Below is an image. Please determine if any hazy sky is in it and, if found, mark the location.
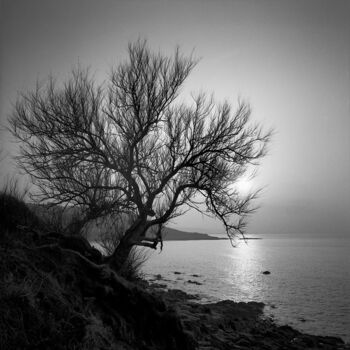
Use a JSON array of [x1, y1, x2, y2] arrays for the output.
[[1, 0, 349, 236]]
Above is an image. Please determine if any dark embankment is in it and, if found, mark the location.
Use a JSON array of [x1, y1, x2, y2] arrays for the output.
[[0, 193, 194, 350], [1, 193, 348, 349]]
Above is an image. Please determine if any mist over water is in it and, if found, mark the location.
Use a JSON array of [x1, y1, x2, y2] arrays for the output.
[[142, 235, 350, 342]]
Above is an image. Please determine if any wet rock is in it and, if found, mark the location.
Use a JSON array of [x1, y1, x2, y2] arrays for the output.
[[164, 289, 200, 302], [319, 336, 345, 346], [299, 335, 316, 347], [187, 280, 202, 285]]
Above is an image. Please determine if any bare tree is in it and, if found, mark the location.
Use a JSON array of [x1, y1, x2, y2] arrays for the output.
[[9, 40, 271, 271]]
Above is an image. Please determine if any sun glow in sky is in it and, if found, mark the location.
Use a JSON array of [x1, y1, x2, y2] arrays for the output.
[[234, 177, 253, 196], [236, 177, 253, 194]]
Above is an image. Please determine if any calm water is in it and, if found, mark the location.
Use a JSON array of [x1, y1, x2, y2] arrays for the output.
[[141, 235, 350, 342]]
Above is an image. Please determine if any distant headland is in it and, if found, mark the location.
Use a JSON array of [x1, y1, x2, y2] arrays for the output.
[[162, 227, 227, 241]]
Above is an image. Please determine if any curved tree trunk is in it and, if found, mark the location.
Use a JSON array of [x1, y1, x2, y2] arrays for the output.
[[107, 220, 147, 272], [108, 238, 134, 272]]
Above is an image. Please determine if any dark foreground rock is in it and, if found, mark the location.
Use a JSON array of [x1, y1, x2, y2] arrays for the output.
[[150, 285, 349, 350], [0, 197, 348, 349]]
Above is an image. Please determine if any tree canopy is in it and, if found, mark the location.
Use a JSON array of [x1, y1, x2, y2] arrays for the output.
[[9, 40, 271, 271]]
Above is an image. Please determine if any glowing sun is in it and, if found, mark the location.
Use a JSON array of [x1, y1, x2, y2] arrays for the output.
[[234, 177, 253, 194]]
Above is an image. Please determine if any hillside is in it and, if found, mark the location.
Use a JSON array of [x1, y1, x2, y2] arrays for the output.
[[162, 227, 223, 241]]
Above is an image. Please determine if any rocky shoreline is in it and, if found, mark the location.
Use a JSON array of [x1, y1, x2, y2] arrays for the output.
[[146, 283, 349, 350], [1, 227, 349, 349], [1, 193, 349, 349]]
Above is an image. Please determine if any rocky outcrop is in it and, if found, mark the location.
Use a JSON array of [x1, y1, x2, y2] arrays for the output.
[[150, 285, 349, 350]]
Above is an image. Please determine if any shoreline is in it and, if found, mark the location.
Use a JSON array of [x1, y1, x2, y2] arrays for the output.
[[2, 193, 349, 349], [146, 274, 350, 343], [2, 228, 349, 349], [145, 281, 349, 350]]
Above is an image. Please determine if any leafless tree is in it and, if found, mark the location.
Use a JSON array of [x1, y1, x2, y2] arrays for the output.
[[9, 40, 271, 271]]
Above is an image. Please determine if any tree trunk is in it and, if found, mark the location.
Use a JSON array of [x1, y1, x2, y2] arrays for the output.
[[108, 238, 133, 272], [107, 220, 147, 272]]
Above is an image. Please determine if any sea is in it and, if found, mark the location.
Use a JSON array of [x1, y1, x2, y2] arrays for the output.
[[140, 234, 350, 342]]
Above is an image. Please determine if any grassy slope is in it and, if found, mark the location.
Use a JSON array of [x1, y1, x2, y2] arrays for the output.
[[0, 193, 195, 350]]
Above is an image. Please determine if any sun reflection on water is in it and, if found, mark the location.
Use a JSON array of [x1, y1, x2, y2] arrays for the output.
[[224, 240, 267, 301]]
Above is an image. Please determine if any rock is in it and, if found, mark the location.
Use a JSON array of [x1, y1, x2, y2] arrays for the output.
[[318, 336, 345, 346], [148, 288, 348, 350], [165, 289, 200, 301], [187, 280, 203, 285], [262, 270, 271, 275], [299, 335, 316, 347], [151, 283, 167, 289], [174, 271, 182, 274], [191, 274, 200, 277], [155, 273, 162, 280]]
